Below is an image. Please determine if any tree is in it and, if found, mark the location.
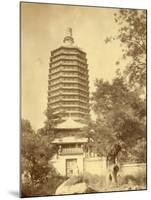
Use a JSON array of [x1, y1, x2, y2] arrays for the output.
[[21, 119, 34, 133], [105, 9, 146, 91], [91, 76, 146, 163], [21, 118, 63, 197]]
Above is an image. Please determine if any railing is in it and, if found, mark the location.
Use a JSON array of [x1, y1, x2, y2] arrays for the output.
[[60, 148, 83, 155]]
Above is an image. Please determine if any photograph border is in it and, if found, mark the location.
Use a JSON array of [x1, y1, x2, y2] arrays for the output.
[[20, 1, 147, 198]]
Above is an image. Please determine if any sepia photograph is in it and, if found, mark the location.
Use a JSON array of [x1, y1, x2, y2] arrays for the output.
[[21, 2, 147, 197]]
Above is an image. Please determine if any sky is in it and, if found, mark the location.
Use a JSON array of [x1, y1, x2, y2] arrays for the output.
[[21, 3, 125, 130]]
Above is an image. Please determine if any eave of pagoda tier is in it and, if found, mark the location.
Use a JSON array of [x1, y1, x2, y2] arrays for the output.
[[48, 89, 89, 96], [50, 54, 87, 63], [48, 92, 89, 100], [49, 70, 88, 78], [48, 93, 88, 100], [51, 106, 90, 114], [48, 75, 89, 83], [50, 46, 86, 57], [49, 65, 88, 75], [48, 81, 89, 88], [51, 110, 90, 120], [48, 87, 89, 95], [48, 99, 89, 106], [48, 85, 89, 94], [48, 98, 89, 105], [48, 100, 89, 108], [49, 105, 90, 112], [49, 62, 88, 72]]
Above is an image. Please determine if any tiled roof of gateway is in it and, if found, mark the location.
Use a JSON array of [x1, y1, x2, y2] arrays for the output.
[[52, 136, 88, 144], [55, 117, 86, 129]]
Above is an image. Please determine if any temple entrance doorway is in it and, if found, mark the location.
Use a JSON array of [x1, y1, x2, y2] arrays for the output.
[[66, 159, 78, 177]]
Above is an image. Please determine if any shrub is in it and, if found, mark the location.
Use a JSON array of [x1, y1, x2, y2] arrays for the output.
[[117, 172, 146, 190], [21, 175, 66, 197]]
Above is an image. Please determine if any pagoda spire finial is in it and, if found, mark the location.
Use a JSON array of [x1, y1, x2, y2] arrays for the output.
[[63, 27, 74, 45]]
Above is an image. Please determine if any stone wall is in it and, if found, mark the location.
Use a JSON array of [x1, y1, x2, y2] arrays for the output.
[[50, 154, 146, 178], [119, 163, 146, 177]]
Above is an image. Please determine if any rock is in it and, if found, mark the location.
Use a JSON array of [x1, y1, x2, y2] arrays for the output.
[[55, 177, 88, 195], [85, 186, 97, 193]]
